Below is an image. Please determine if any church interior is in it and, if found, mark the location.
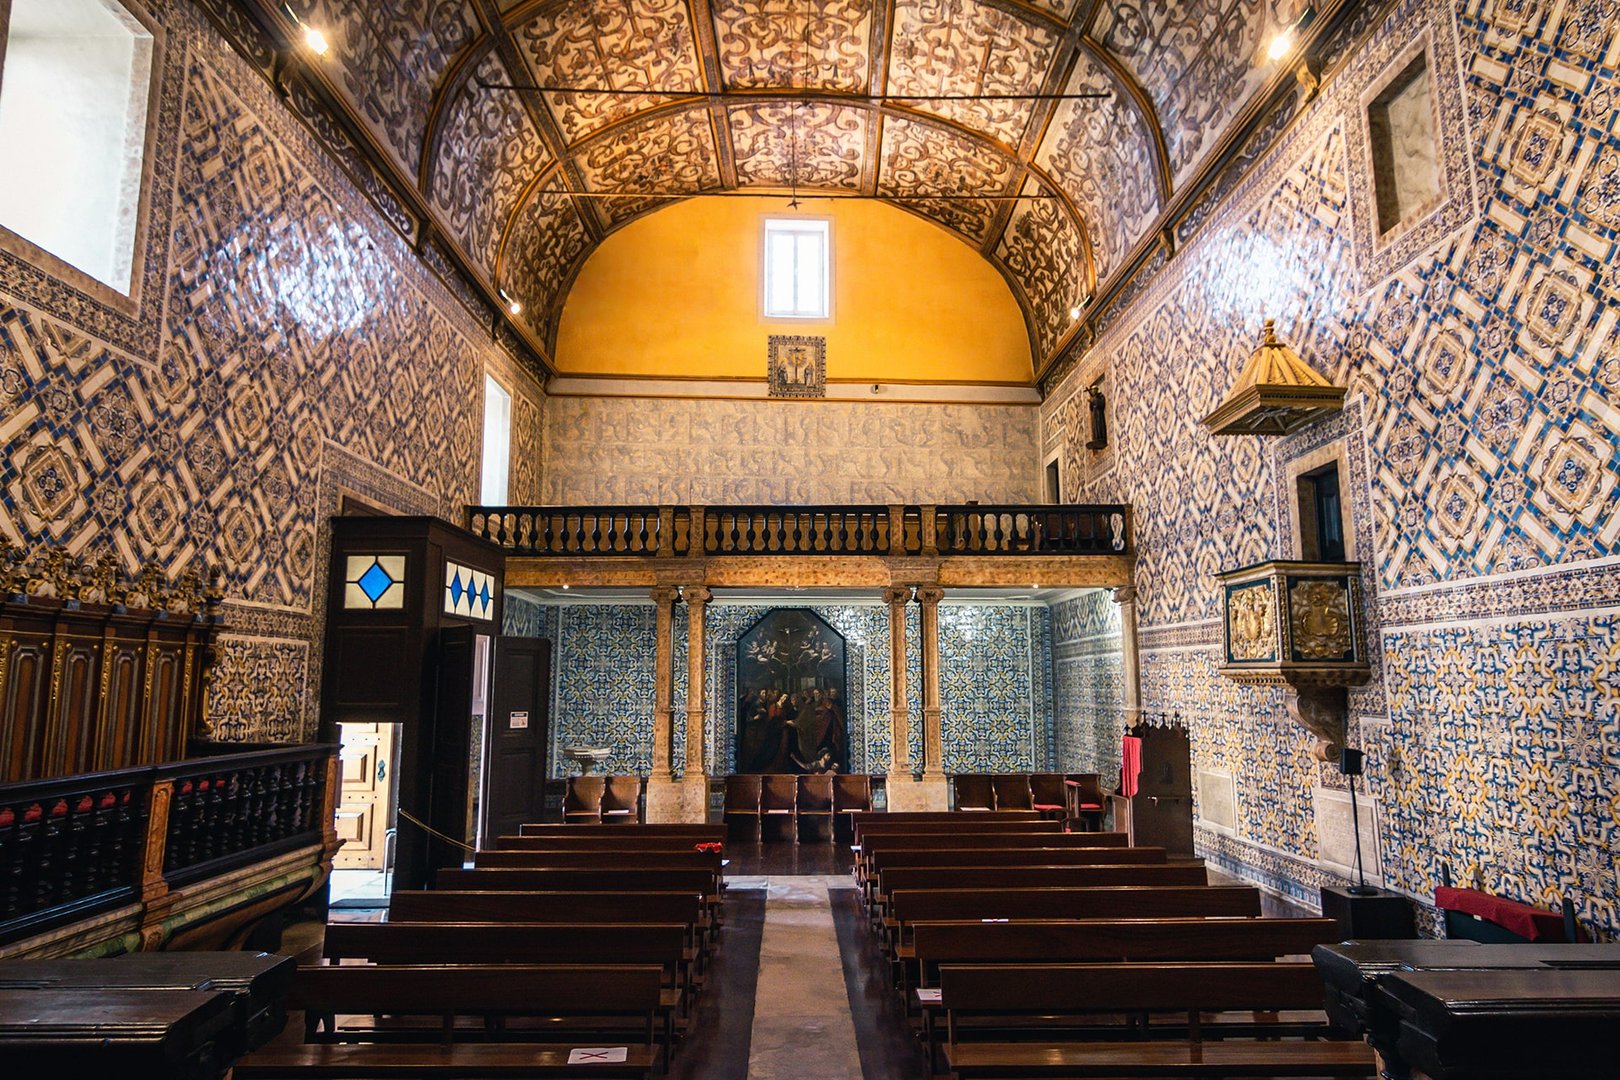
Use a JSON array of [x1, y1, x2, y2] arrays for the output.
[[0, 0, 1617, 1076]]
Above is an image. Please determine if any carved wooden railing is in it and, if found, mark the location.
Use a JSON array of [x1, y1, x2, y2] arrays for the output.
[[0, 743, 335, 945], [934, 505, 1131, 556], [467, 504, 1132, 558]]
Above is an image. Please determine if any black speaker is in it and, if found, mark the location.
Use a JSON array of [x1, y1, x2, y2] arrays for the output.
[[1339, 747, 1365, 776]]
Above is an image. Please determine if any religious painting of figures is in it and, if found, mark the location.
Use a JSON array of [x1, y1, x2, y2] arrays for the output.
[[735, 609, 848, 774]]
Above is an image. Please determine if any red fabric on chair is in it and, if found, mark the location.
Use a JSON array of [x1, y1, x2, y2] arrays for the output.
[[1119, 735, 1143, 799], [1435, 886, 1582, 942]]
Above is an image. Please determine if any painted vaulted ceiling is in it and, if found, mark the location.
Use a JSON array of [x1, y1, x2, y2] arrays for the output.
[[270, 0, 1303, 377]]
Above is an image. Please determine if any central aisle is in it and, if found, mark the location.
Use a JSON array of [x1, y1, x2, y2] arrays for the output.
[[747, 876, 865, 1079]]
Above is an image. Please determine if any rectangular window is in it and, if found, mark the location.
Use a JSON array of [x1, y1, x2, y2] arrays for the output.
[[480, 374, 512, 506], [1299, 463, 1346, 562], [762, 217, 830, 319], [0, 0, 154, 293], [1368, 51, 1439, 236]]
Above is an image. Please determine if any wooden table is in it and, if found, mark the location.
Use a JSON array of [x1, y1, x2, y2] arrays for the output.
[[0, 987, 237, 1080]]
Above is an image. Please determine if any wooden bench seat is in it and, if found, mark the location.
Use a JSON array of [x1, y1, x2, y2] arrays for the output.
[[938, 963, 1373, 1078], [473, 850, 723, 872], [492, 836, 722, 852], [388, 890, 714, 954], [233, 1042, 657, 1077], [516, 823, 725, 840], [437, 867, 721, 899], [942, 1038, 1376, 1077], [873, 864, 1207, 920]]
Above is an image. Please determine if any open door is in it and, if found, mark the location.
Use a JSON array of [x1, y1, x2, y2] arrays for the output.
[[482, 636, 552, 840], [333, 722, 395, 870], [395, 623, 480, 890]]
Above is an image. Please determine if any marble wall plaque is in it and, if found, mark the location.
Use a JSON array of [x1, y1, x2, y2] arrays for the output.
[[1197, 768, 1238, 834], [1313, 785, 1382, 885]]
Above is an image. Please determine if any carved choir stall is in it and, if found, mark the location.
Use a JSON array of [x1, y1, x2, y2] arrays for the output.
[[0, 540, 339, 958]]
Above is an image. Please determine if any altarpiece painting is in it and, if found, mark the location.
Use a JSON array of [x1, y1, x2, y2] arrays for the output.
[[734, 609, 848, 774]]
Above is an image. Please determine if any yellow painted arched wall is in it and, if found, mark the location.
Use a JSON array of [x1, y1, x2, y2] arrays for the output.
[[552, 198, 1034, 384]]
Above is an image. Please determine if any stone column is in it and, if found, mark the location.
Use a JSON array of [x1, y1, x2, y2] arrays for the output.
[[891, 585, 949, 810], [684, 586, 712, 779], [883, 585, 912, 776], [916, 586, 946, 776], [646, 585, 705, 821], [649, 586, 679, 780], [1112, 584, 1143, 726]]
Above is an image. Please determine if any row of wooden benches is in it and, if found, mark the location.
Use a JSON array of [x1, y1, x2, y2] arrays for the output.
[[848, 811, 1377, 1078], [234, 824, 739, 1077]]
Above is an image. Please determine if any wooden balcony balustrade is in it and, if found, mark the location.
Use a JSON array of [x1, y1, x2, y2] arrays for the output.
[[465, 504, 1132, 559]]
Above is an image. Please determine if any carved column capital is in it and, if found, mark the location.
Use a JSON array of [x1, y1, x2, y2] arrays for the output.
[[915, 585, 945, 607], [683, 585, 713, 609], [1111, 584, 1138, 606], [649, 585, 680, 607], [882, 585, 913, 608]]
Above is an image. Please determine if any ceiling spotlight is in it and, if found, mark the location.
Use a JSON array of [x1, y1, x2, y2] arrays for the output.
[[302, 25, 330, 56], [1069, 306, 1082, 321], [1266, 28, 1296, 61], [560, 584, 570, 590], [499, 289, 522, 316]]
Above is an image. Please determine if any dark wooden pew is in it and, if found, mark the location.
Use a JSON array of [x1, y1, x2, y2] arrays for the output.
[[233, 964, 663, 1077], [517, 823, 725, 839], [885, 886, 1261, 956], [853, 818, 1065, 841], [322, 922, 693, 992], [390, 890, 705, 930], [473, 849, 723, 872], [438, 867, 719, 898], [938, 962, 1375, 1078], [855, 831, 1129, 885], [491, 835, 721, 852], [0, 987, 238, 1080], [849, 811, 1045, 828], [873, 863, 1208, 922], [0, 951, 295, 1056]]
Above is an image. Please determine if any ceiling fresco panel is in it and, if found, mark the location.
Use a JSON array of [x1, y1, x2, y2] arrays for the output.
[[1093, 1, 1287, 186], [291, 1, 479, 179], [884, 0, 1063, 148], [729, 100, 866, 189], [514, 0, 707, 145], [430, 51, 555, 272], [878, 115, 1019, 244], [501, 185, 591, 348], [574, 106, 724, 226], [1035, 52, 1162, 281], [995, 178, 1087, 360], [710, 0, 874, 92]]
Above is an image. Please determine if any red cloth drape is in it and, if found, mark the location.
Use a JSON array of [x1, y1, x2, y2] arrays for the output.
[[1119, 735, 1143, 799], [1434, 886, 1581, 942]]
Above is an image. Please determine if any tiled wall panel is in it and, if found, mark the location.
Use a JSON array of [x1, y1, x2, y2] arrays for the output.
[[1042, 0, 1620, 936], [0, 2, 545, 743]]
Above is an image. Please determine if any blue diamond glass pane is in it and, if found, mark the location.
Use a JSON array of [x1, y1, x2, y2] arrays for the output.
[[357, 561, 394, 604], [478, 582, 492, 608], [450, 573, 466, 605]]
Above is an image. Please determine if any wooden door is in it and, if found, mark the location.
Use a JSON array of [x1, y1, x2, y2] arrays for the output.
[[482, 637, 552, 840], [334, 723, 394, 870]]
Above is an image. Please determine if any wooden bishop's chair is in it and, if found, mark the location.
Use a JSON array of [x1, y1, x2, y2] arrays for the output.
[[992, 774, 1034, 811], [952, 774, 995, 812], [833, 774, 872, 841], [760, 774, 799, 844], [1029, 773, 1068, 820], [602, 774, 642, 823], [724, 774, 763, 841], [797, 774, 835, 843], [563, 775, 605, 824]]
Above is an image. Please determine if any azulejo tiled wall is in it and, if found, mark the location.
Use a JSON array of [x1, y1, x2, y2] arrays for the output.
[[540, 396, 1041, 504], [1043, 0, 1620, 936], [0, 1, 545, 743], [1050, 590, 1126, 779], [528, 600, 1055, 780]]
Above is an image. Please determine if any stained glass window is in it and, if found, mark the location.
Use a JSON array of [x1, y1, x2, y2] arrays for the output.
[[343, 555, 405, 610]]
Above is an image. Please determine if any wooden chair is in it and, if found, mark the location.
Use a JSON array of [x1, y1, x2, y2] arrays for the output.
[[759, 774, 799, 843], [1067, 773, 1107, 831], [833, 774, 872, 841], [602, 775, 642, 823], [723, 774, 762, 840], [952, 774, 994, 811], [991, 774, 1033, 811], [563, 775, 605, 824], [797, 774, 835, 843], [1029, 773, 1068, 819]]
